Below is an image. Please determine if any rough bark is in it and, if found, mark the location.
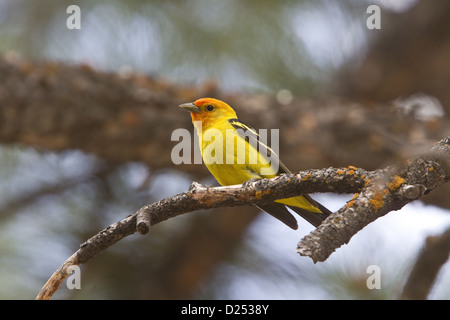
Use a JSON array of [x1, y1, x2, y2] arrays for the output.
[[36, 137, 450, 299]]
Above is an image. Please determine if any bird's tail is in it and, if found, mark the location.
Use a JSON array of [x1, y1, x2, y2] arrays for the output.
[[255, 196, 332, 230], [287, 200, 331, 228], [255, 203, 299, 230]]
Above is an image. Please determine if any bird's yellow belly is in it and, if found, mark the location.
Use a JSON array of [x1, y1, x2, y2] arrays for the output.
[[205, 162, 259, 186], [205, 162, 320, 212], [201, 131, 276, 186]]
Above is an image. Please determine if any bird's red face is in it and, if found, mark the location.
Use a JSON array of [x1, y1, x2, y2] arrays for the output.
[[179, 97, 237, 129]]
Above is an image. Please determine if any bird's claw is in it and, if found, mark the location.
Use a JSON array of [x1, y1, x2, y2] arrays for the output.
[[242, 178, 261, 190]]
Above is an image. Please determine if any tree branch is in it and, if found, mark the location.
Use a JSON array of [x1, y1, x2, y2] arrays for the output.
[[36, 137, 450, 299], [399, 226, 450, 300], [3, 55, 450, 182], [297, 137, 450, 262]]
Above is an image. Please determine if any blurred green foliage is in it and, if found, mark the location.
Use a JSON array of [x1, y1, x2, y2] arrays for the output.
[[0, 0, 373, 94]]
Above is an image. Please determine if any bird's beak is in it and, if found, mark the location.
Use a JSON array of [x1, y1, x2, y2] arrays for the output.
[[179, 102, 201, 113]]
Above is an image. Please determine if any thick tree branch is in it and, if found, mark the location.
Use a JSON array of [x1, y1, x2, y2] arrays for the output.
[[297, 137, 450, 262], [36, 137, 450, 299], [2, 54, 449, 179]]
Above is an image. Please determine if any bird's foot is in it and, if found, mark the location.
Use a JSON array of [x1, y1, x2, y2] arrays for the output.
[[242, 178, 261, 190]]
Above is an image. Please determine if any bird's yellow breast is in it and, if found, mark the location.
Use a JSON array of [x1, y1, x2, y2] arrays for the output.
[[198, 123, 277, 186]]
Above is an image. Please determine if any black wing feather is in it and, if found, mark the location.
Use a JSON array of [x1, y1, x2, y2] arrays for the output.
[[228, 118, 290, 175], [229, 118, 332, 228], [255, 203, 298, 230]]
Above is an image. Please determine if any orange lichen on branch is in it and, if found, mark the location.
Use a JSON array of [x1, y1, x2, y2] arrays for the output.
[[336, 166, 358, 176], [369, 190, 385, 212], [301, 173, 311, 181], [347, 166, 357, 175], [255, 189, 271, 200], [345, 200, 357, 209], [345, 193, 359, 208], [387, 175, 406, 191], [368, 175, 406, 212]]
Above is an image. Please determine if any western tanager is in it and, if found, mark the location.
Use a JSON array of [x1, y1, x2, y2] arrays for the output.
[[180, 97, 331, 229]]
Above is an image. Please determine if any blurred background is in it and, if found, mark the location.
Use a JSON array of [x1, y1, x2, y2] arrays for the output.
[[1, 0, 450, 299]]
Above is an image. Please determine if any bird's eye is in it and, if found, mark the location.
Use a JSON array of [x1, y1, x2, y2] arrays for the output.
[[206, 105, 214, 111]]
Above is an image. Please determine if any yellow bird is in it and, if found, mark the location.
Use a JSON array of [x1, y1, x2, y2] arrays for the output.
[[180, 97, 331, 229]]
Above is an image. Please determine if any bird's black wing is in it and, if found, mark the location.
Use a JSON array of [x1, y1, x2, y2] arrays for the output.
[[229, 118, 332, 228], [285, 198, 332, 228], [228, 118, 290, 176], [255, 203, 298, 230]]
